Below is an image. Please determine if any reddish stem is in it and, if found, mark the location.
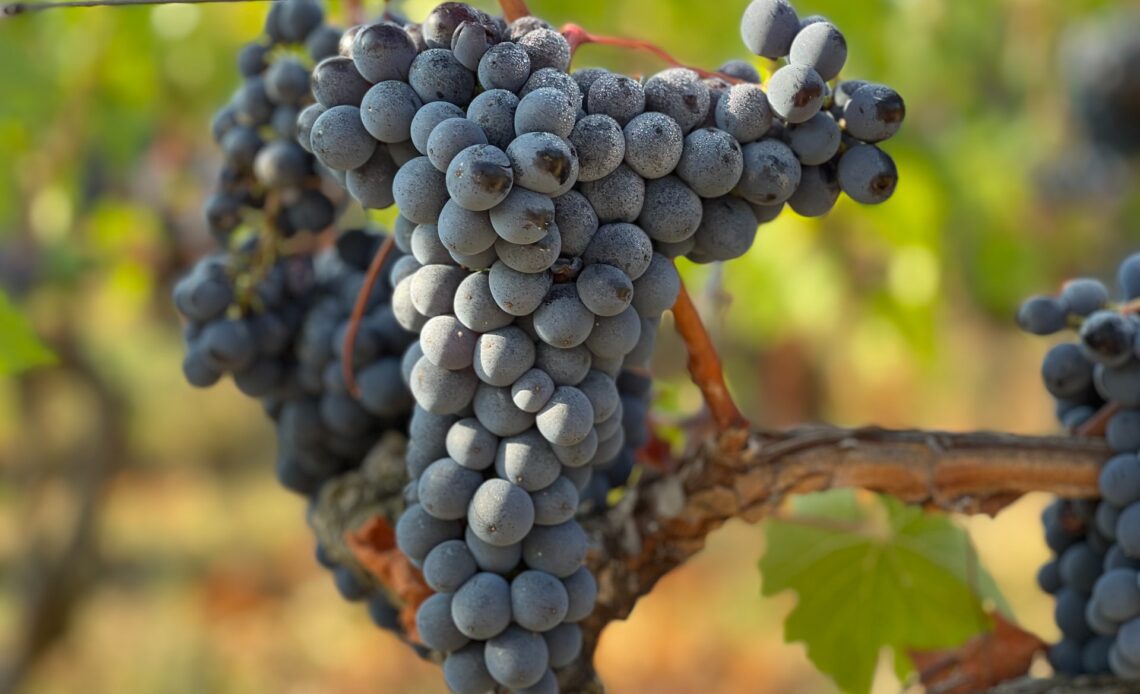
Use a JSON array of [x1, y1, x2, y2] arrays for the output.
[[342, 235, 396, 398], [560, 22, 743, 83], [671, 277, 747, 433], [498, 0, 529, 22], [1075, 401, 1120, 438]]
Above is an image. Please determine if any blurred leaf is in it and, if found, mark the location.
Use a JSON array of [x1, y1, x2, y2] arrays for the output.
[[0, 290, 55, 374], [760, 490, 1006, 694]]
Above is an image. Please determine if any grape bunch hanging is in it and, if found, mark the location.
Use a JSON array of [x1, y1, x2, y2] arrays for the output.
[[175, 0, 906, 691], [1021, 257, 1140, 679]]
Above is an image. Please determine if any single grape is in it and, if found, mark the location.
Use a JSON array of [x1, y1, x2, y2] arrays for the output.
[[478, 41, 532, 93], [643, 68, 710, 133], [395, 503, 463, 563], [393, 156, 450, 224], [506, 131, 579, 195], [496, 429, 562, 491], [466, 88, 520, 150], [837, 144, 898, 205], [511, 570, 570, 632], [426, 117, 489, 172], [416, 592, 469, 652], [1081, 310, 1137, 367], [788, 21, 847, 81], [485, 626, 550, 689], [1017, 295, 1068, 336], [786, 112, 842, 165], [586, 72, 646, 127], [715, 83, 773, 143], [517, 27, 571, 72], [515, 87, 577, 139], [1062, 278, 1110, 317], [447, 144, 515, 212], [444, 643, 496, 694], [451, 571, 512, 640], [571, 114, 626, 183], [767, 64, 827, 124], [740, 0, 800, 58], [352, 22, 418, 83], [676, 127, 745, 198], [409, 48, 476, 107], [843, 84, 906, 143], [468, 477, 536, 547], [1041, 343, 1095, 399], [688, 196, 760, 263], [577, 263, 635, 317], [311, 56, 371, 108], [788, 163, 841, 217], [533, 284, 596, 349], [735, 138, 802, 205]]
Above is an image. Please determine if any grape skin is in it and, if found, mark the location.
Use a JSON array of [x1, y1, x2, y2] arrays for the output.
[[474, 326, 537, 387], [740, 0, 800, 58], [676, 127, 745, 198], [571, 114, 627, 183], [478, 41, 532, 93], [837, 144, 898, 205], [411, 101, 467, 154], [446, 144, 515, 212], [789, 21, 847, 81], [416, 592, 469, 652], [715, 83, 773, 143], [444, 643, 497, 694], [577, 263, 635, 317], [466, 89, 520, 150], [767, 64, 827, 124], [393, 156, 450, 224], [622, 112, 685, 180], [511, 570, 570, 632], [452, 571, 513, 640], [485, 626, 550, 689], [643, 68, 711, 133], [310, 106, 376, 171], [352, 22, 418, 83], [426, 117, 489, 172]]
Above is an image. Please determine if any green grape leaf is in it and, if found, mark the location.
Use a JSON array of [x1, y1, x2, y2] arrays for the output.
[[0, 291, 55, 375], [760, 490, 1007, 694]]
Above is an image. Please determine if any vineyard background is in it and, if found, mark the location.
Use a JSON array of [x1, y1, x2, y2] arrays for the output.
[[1, 0, 1138, 692]]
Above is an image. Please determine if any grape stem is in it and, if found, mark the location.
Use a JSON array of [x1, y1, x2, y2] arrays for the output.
[[670, 277, 748, 433], [1, 0, 274, 17], [1075, 401, 1121, 437], [342, 234, 396, 399], [560, 22, 744, 83], [497, 0, 529, 22]]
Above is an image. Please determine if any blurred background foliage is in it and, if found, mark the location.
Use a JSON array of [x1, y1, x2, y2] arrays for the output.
[[1, 0, 1138, 691]]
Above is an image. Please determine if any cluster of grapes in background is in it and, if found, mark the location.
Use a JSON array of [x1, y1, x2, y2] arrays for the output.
[[207, 2, 348, 242], [1022, 256, 1140, 678], [173, 0, 906, 691]]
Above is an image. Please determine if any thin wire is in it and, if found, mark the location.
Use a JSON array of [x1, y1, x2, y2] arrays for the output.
[[3, 0, 277, 18]]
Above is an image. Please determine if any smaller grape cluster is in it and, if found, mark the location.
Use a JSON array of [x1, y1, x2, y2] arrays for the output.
[[207, 0, 347, 243], [1063, 11, 1140, 157], [174, 230, 415, 494], [1022, 254, 1140, 677]]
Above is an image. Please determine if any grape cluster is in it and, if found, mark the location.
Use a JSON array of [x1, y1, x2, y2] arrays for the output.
[[207, 0, 346, 243], [177, 0, 907, 689], [1063, 12, 1140, 157], [282, 1, 905, 690], [177, 227, 414, 492], [174, 228, 418, 641], [1022, 254, 1140, 677]]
